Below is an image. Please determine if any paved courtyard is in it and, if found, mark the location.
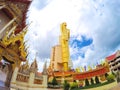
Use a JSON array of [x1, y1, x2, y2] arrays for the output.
[[108, 83, 120, 90], [10, 88, 62, 90], [0, 79, 119, 90]]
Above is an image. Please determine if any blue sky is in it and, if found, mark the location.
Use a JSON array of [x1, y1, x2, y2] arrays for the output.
[[25, 0, 120, 71], [70, 35, 93, 59]]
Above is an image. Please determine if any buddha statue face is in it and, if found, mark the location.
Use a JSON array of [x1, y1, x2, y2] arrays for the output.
[[61, 22, 67, 30], [63, 22, 67, 27]]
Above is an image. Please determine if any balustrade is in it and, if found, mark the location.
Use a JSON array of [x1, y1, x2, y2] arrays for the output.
[[34, 78, 43, 84], [16, 73, 29, 83]]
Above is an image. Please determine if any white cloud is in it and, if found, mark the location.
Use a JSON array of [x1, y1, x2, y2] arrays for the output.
[[25, 0, 120, 71]]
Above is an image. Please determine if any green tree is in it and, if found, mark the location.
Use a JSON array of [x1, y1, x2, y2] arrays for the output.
[[105, 73, 109, 78], [116, 70, 120, 83], [85, 79, 89, 86], [112, 71, 116, 76], [107, 73, 115, 82], [52, 77, 58, 86], [95, 76, 100, 84], [91, 78, 94, 85], [70, 80, 78, 89], [63, 80, 70, 90]]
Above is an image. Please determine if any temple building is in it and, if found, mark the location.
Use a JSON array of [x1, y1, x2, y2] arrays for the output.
[[0, 0, 116, 88], [52, 64, 109, 84], [106, 50, 120, 72], [49, 22, 72, 71], [0, 0, 32, 87], [11, 59, 48, 89]]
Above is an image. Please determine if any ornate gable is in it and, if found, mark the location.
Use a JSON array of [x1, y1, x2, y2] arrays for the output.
[[6, 0, 32, 33]]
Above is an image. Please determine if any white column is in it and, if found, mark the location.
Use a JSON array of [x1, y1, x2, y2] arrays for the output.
[[11, 67, 19, 84], [61, 77, 65, 84], [0, 18, 16, 34], [29, 72, 35, 85], [42, 75, 48, 88], [7, 25, 17, 37]]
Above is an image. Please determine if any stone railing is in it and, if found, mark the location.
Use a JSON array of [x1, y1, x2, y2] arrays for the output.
[[16, 72, 29, 83], [11, 67, 48, 89], [16, 72, 44, 85], [34, 77, 43, 84]]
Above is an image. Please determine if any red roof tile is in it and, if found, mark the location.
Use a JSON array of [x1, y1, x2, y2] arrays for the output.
[[52, 66, 109, 80], [53, 71, 74, 76], [74, 66, 109, 80], [106, 53, 116, 61], [36, 72, 42, 76]]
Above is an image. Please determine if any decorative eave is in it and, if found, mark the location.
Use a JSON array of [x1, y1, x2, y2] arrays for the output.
[[8, 0, 32, 34], [0, 42, 26, 62]]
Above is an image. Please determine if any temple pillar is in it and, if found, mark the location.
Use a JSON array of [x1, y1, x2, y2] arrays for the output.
[[42, 75, 48, 88], [5, 64, 13, 87], [0, 18, 16, 35], [61, 77, 65, 84], [61, 72, 65, 84], [29, 72, 35, 85], [10, 66, 19, 84]]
